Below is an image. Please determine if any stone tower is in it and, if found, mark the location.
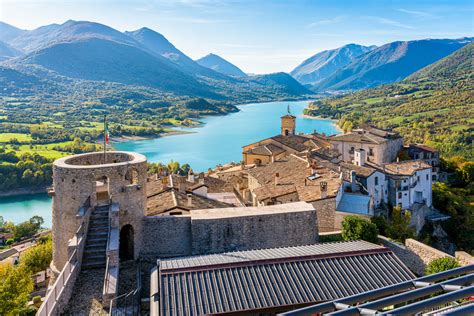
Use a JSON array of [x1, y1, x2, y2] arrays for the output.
[[50, 151, 147, 273], [281, 105, 296, 136]]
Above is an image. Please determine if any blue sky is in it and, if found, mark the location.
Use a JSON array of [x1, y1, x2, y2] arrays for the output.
[[1, 0, 473, 73]]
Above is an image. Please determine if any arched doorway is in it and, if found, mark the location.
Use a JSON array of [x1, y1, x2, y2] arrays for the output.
[[119, 224, 134, 261]]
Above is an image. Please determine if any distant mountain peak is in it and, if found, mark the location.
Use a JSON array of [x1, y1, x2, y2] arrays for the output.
[[196, 53, 247, 77], [291, 43, 374, 85]]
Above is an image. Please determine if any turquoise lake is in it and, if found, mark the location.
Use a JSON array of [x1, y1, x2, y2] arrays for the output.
[[0, 100, 339, 226], [114, 100, 340, 171]]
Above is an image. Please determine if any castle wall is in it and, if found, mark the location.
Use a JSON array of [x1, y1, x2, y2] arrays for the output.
[[191, 207, 318, 255], [141, 216, 192, 258], [140, 202, 319, 259]]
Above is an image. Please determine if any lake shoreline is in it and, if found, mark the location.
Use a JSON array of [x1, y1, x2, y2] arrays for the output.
[[0, 186, 49, 198], [300, 114, 343, 133]]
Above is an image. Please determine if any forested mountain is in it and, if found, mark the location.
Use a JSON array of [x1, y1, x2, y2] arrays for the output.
[[314, 38, 472, 92], [0, 40, 23, 61], [291, 44, 374, 85], [0, 20, 311, 103], [305, 42, 474, 158], [196, 53, 247, 77]]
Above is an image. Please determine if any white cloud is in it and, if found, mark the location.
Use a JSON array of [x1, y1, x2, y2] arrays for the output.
[[396, 8, 433, 18], [307, 15, 345, 28], [364, 16, 416, 30]]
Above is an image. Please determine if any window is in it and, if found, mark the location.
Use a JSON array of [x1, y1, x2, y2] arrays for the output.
[[417, 175, 420, 182], [426, 174, 429, 180], [349, 147, 355, 154], [369, 148, 374, 156], [398, 192, 402, 199], [374, 176, 379, 186]]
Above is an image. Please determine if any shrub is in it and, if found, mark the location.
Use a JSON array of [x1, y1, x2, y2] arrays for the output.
[[386, 206, 415, 243], [20, 239, 53, 274], [32, 296, 42, 307], [425, 257, 461, 275], [0, 263, 34, 314], [371, 216, 388, 236], [341, 216, 378, 243]]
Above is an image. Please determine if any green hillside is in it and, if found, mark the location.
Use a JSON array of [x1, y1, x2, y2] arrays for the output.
[[305, 43, 474, 158]]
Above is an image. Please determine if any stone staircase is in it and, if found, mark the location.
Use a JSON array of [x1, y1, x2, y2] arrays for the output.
[[82, 204, 109, 270]]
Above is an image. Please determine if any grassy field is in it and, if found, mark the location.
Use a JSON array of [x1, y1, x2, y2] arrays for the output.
[[0, 133, 33, 143], [4, 142, 82, 159]]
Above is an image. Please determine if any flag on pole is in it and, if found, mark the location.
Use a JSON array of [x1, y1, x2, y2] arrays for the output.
[[105, 120, 109, 144]]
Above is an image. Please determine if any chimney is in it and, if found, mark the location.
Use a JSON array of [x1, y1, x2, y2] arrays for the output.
[[187, 193, 192, 207], [306, 151, 311, 167], [178, 177, 186, 193], [241, 160, 245, 170], [350, 170, 357, 192], [198, 172, 205, 185], [188, 169, 195, 183], [274, 173, 280, 185], [271, 155, 275, 163], [397, 157, 400, 163], [155, 173, 159, 181], [320, 181, 328, 199]]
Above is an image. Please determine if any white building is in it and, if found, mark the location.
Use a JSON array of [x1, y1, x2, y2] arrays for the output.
[[382, 160, 433, 210]]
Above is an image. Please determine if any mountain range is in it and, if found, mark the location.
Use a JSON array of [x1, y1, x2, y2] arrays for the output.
[[0, 20, 472, 102], [0, 20, 310, 101], [290, 44, 375, 85], [292, 38, 471, 92]]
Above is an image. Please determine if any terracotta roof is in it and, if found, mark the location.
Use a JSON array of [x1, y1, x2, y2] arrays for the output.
[[243, 143, 286, 156], [247, 155, 341, 202], [146, 188, 233, 216], [408, 144, 438, 153], [338, 161, 377, 178], [382, 160, 432, 176], [331, 130, 388, 144], [147, 174, 233, 196], [271, 134, 314, 152]]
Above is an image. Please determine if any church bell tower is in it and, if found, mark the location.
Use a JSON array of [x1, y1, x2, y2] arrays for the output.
[[281, 104, 296, 136]]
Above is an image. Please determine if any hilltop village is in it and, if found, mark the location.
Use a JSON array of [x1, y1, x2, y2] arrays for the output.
[[36, 113, 472, 316], [147, 111, 438, 232]]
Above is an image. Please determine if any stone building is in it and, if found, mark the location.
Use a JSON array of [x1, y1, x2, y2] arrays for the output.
[[405, 144, 440, 180], [329, 127, 404, 165], [50, 152, 147, 273], [45, 151, 322, 315], [242, 113, 337, 165]]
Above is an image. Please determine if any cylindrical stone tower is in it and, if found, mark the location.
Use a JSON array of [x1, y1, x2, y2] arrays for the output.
[[51, 151, 147, 273]]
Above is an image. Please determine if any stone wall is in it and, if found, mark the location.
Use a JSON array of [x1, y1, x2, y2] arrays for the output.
[[455, 251, 474, 266], [141, 203, 319, 259], [191, 209, 318, 255], [141, 216, 192, 258], [378, 236, 456, 276], [311, 198, 336, 232]]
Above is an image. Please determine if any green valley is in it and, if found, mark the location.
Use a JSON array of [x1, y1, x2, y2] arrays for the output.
[[304, 42, 473, 158]]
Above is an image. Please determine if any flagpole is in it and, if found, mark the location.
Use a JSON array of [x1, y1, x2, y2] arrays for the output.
[[103, 114, 106, 164]]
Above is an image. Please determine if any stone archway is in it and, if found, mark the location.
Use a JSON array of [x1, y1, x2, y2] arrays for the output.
[[119, 224, 134, 261]]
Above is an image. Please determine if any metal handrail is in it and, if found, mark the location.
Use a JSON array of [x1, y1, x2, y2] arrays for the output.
[[109, 261, 142, 316], [37, 215, 88, 315]]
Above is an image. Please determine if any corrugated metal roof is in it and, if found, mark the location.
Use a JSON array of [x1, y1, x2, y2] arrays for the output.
[[157, 241, 415, 316]]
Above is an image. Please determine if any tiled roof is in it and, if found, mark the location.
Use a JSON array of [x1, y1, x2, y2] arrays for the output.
[[243, 143, 286, 156], [271, 134, 313, 152], [408, 143, 438, 153], [246, 155, 341, 202], [146, 188, 232, 216], [331, 130, 388, 144], [338, 161, 377, 178], [157, 241, 415, 316], [382, 160, 432, 176]]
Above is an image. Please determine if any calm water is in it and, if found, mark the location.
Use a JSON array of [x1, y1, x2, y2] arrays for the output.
[[0, 100, 339, 226], [0, 193, 53, 228], [114, 100, 340, 171]]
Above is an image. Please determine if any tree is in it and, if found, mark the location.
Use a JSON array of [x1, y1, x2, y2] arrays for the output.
[[425, 257, 460, 275], [20, 238, 52, 274], [386, 206, 415, 243], [459, 161, 474, 184], [29, 216, 44, 230], [341, 216, 378, 243], [0, 263, 34, 314]]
